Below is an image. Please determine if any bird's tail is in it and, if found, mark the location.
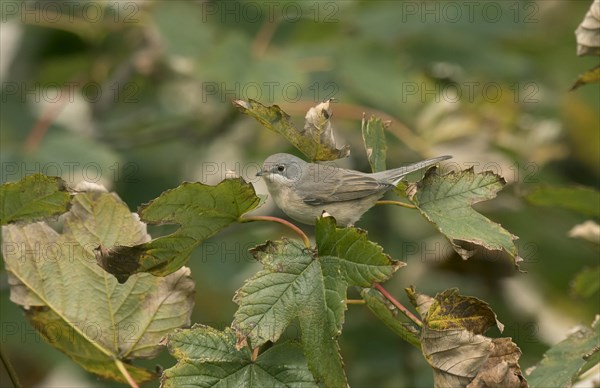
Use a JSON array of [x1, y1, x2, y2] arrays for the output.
[[371, 155, 452, 186]]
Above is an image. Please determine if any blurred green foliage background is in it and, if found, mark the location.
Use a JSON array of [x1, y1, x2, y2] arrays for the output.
[[1, 1, 598, 386]]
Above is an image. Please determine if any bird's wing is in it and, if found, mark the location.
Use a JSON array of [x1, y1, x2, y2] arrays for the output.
[[298, 168, 391, 206], [371, 155, 452, 185]]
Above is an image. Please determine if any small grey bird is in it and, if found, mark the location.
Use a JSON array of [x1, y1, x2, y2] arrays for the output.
[[257, 153, 451, 226]]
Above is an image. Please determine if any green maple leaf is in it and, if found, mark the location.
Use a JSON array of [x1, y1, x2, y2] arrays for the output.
[[232, 217, 404, 387], [96, 178, 261, 283], [408, 167, 521, 267], [527, 317, 599, 387], [161, 325, 316, 387]]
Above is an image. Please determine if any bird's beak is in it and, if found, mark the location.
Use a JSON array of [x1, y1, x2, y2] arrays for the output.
[[256, 170, 264, 177]]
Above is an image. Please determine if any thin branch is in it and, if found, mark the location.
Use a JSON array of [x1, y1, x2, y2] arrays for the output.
[[240, 215, 311, 248], [251, 18, 281, 58], [346, 299, 366, 305], [23, 93, 70, 153], [23, 74, 86, 154], [373, 283, 422, 327], [251, 347, 260, 362], [0, 346, 22, 388], [376, 200, 417, 209], [114, 359, 139, 388]]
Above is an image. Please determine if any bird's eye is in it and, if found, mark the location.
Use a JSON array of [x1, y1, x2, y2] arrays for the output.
[[277, 165, 285, 173]]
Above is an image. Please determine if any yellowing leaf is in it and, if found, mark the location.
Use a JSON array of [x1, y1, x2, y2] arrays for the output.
[[408, 167, 521, 267], [426, 289, 504, 334], [570, 65, 600, 90], [1, 189, 195, 384], [233, 99, 349, 161], [408, 288, 526, 388]]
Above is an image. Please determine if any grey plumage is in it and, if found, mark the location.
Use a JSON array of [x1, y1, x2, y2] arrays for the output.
[[257, 153, 451, 226]]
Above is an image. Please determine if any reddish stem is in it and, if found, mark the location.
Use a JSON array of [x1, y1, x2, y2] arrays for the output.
[[241, 215, 311, 248], [373, 283, 422, 327]]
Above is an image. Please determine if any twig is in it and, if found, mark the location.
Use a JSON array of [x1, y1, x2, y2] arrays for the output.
[[251, 18, 281, 58], [23, 76, 82, 153], [251, 347, 260, 362], [241, 215, 311, 248], [0, 346, 22, 388], [346, 299, 366, 305], [114, 359, 139, 388], [373, 283, 422, 327], [376, 200, 417, 209]]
